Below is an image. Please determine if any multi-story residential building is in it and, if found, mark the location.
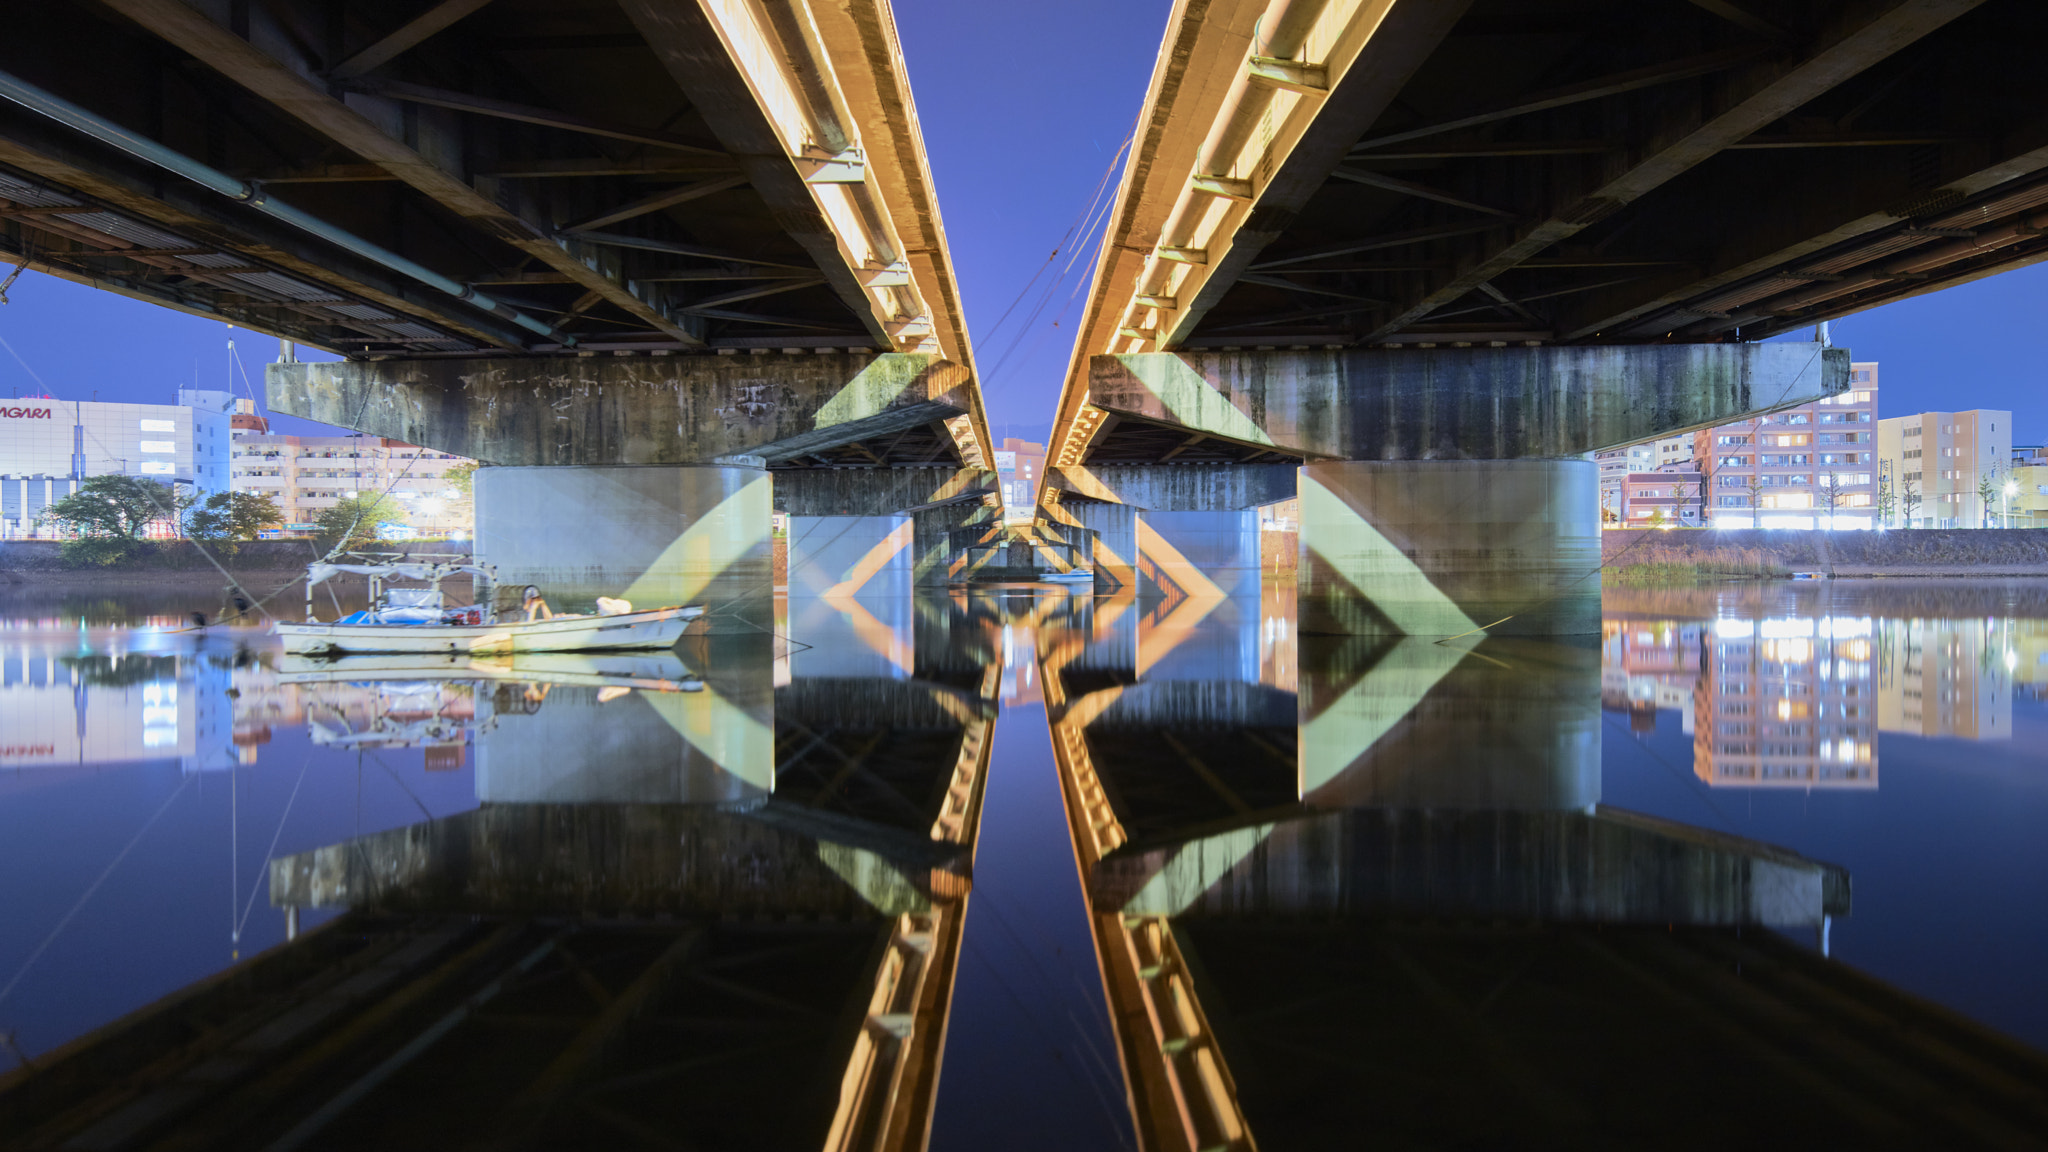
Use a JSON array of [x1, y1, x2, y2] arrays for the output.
[[1876, 407, 2012, 528], [1652, 432, 1695, 470], [1, 389, 234, 539], [1692, 360, 1880, 529], [2010, 444, 2048, 527], [1595, 441, 1658, 523], [994, 437, 1046, 517], [230, 425, 474, 537], [1692, 615, 1878, 788], [1620, 467, 1705, 526]]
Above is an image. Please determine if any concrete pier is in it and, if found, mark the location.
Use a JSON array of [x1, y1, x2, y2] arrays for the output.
[[473, 461, 772, 626], [1298, 459, 1600, 637], [786, 515, 914, 597]]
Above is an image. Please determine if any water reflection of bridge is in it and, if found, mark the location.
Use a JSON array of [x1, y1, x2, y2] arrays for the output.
[[0, 600, 1003, 1151], [1036, 593, 2048, 1151]]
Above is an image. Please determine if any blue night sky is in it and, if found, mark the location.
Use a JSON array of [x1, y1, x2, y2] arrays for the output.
[[1, 0, 2044, 445]]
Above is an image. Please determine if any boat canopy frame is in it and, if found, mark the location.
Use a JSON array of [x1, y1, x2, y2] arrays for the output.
[[305, 551, 497, 623]]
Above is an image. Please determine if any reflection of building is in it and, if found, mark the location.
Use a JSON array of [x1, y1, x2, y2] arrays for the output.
[[1876, 618, 2013, 740], [0, 648, 200, 766], [1876, 407, 2012, 528], [1691, 616, 1877, 788], [1601, 620, 1703, 733]]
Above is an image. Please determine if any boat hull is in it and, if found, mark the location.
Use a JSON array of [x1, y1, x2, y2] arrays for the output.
[[274, 607, 697, 655]]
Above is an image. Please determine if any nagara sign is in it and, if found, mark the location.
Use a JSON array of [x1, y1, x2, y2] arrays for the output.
[[1, 406, 55, 419]]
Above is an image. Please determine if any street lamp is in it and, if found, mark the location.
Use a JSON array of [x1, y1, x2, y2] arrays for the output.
[[2005, 480, 2018, 529]]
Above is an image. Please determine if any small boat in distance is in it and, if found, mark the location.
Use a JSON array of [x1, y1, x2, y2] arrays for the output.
[[274, 552, 701, 656]]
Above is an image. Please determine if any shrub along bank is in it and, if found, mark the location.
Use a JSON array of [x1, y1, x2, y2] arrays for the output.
[[1602, 527, 2048, 582]]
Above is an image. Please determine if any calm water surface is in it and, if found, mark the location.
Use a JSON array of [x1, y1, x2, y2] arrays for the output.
[[2, 580, 2043, 1148]]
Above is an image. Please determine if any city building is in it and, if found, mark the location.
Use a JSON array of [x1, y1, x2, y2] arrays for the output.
[[2011, 444, 2048, 528], [994, 437, 1045, 518], [1652, 432, 1695, 470], [1620, 467, 1705, 526], [1875, 407, 2012, 528], [1595, 441, 1658, 523], [0, 389, 234, 538], [1691, 360, 1880, 529], [230, 424, 474, 537]]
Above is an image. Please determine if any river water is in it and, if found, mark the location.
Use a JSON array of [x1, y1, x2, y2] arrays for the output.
[[2, 580, 2044, 1148]]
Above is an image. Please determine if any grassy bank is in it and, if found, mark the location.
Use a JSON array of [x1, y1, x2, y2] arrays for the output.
[[1602, 527, 2048, 581]]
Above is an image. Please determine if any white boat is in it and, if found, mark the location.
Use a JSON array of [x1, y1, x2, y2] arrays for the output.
[[274, 554, 703, 656], [1041, 569, 1096, 584]]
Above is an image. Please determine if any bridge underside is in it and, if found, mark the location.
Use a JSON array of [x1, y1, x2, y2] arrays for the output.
[[0, 0, 962, 358], [1118, 0, 2048, 353]]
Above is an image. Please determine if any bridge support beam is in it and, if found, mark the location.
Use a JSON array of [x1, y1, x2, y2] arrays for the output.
[[1065, 343, 1842, 632], [268, 352, 974, 466], [1084, 344, 1847, 461], [474, 461, 772, 630], [1299, 459, 1599, 637]]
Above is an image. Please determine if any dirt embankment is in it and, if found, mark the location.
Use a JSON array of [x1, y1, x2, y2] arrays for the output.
[[1602, 527, 2048, 578]]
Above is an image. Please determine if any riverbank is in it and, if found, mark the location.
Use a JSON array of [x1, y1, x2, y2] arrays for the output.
[[1602, 527, 2048, 581], [0, 539, 471, 588]]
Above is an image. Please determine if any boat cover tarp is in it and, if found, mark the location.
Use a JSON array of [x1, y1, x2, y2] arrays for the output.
[[307, 562, 491, 586]]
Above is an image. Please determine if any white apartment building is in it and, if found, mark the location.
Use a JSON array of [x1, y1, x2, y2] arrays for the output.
[[230, 424, 474, 537], [0, 389, 232, 538], [1876, 408, 2013, 528]]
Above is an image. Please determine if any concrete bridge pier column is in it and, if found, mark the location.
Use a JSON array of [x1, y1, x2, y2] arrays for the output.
[[909, 503, 1003, 587], [474, 459, 773, 633], [786, 515, 913, 598], [1298, 459, 1598, 637]]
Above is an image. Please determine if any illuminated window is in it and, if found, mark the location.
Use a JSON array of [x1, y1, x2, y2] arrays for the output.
[[139, 419, 175, 432], [139, 461, 175, 474], [139, 440, 176, 454]]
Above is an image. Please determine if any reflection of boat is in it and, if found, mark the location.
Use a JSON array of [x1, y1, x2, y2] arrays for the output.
[[1041, 569, 1095, 584], [274, 554, 701, 655], [306, 680, 488, 751], [275, 651, 706, 693]]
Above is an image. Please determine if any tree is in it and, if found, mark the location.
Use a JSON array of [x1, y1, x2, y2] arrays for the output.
[[313, 492, 406, 555], [1875, 474, 1897, 527], [1901, 478, 1921, 527], [186, 490, 282, 544], [1745, 474, 1766, 523], [1977, 466, 2001, 528], [1818, 472, 1846, 529], [40, 475, 186, 540], [444, 461, 478, 497]]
